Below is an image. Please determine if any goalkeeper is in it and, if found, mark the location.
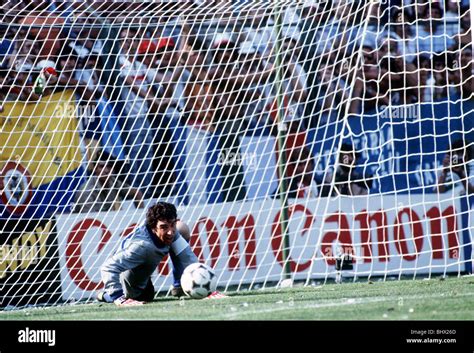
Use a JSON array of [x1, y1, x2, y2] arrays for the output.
[[97, 202, 198, 306]]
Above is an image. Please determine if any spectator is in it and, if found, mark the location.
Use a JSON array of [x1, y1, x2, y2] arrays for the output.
[[55, 46, 100, 170], [179, 26, 259, 129], [135, 37, 185, 195], [298, 0, 338, 57], [68, 3, 103, 54], [444, 0, 461, 22], [134, 37, 181, 113], [351, 44, 386, 113], [73, 150, 145, 213], [238, 7, 274, 56], [116, 27, 158, 196], [363, 0, 385, 51], [298, 0, 342, 123], [416, 53, 436, 103], [416, 3, 455, 54], [74, 52, 104, 95], [71, 51, 122, 171], [178, 26, 217, 129], [453, 7, 471, 48], [391, 9, 417, 64], [280, 34, 308, 103], [0, 28, 14, 70], [457, 47, 473, 99], [2, 29, 43, 102], [16, 0, 65, 59], [158, 26, 198, 121], [286, 147, 319, 199], [432, 53, 458, 101], [0, 69, 7, 102], [209, 40, 275, 129], [180, 30, 252, 201], [185, 31, 273, 130], [436, 139, 474, 195], [3, 63, 40, 102], [321, 143, 373, 196], [8, 31, 38, 72], [55, 46, 95, 100], [443, 0, 464, 37], [377, 36, 418, 105], [234, 41, 274, 127], [265, 34, 308, 131], [315, 58, 350, 122]]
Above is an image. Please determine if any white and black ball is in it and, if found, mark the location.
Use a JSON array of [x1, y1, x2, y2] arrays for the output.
[[181, 263, 217, 299]]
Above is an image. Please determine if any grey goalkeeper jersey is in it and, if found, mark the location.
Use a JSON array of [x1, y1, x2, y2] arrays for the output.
[[101, 223, 197, 299]]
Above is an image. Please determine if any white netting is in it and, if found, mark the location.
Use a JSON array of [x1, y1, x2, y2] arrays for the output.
[[0, 0, 472, 308]]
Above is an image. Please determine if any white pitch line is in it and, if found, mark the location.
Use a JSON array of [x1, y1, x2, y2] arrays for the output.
[[215, 292, 474, 320]]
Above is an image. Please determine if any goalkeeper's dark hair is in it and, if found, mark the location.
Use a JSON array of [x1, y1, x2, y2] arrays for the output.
[[146, 202, 178, 229]]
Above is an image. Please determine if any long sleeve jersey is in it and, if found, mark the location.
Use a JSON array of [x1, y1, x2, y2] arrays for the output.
[[101, 223, 198, 299]]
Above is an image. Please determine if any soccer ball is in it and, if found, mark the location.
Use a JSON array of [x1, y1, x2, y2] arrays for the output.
[[181, 263, 217, 299]]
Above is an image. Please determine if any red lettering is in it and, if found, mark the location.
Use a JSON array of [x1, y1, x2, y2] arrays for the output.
[[271, 204, 314, 272], [355, 210, 389, 263], [221, 215, 257, 270], [394, 208, 423, 261], [157, 254, 170, 276], [191, 218, 220, 267], [66, 219, 111, 290], [426, 206, 459, 259], [442, 206, 459, 259], [426, 207, 443, 259]]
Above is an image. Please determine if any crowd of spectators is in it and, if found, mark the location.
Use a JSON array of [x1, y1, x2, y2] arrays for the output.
[[0, 0, 472, 209]]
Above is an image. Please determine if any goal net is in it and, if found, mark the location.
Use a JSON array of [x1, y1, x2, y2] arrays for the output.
[[0, 0, 472, 308]]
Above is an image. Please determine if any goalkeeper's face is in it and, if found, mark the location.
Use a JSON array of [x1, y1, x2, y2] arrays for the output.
[[154, 219, 177, 245]]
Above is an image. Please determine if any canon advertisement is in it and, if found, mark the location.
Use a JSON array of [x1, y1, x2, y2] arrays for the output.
[[55, 195, 467, 301]]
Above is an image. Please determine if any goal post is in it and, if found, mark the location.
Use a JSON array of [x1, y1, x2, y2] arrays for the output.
[[0, 0, 472, 308]]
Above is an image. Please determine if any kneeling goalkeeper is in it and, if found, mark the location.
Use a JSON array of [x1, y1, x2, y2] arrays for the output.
[[97, 202, 198, 306]]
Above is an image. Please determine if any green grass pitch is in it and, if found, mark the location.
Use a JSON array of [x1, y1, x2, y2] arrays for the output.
[[2, 276, 474, 320]]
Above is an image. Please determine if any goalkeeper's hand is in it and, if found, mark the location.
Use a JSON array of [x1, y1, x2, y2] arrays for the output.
[[114, 296, 145, 307]]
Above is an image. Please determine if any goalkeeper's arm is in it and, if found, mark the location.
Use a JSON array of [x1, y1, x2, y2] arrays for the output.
[[169, 222, 197, 288]]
